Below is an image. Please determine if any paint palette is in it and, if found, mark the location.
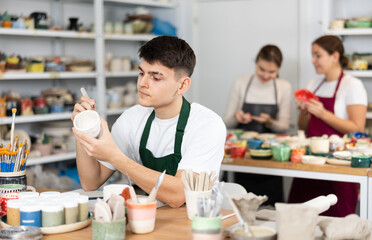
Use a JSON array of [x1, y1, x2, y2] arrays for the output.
[[294, 89, 319, 102]]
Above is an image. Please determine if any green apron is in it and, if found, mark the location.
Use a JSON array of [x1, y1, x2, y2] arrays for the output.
[[139, 97, 190, 176]]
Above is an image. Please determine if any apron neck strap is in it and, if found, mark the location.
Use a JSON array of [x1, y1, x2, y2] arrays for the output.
[[243, 75, 278, 105], [313, 71, 344, 97], [140, 97, 191, 156]]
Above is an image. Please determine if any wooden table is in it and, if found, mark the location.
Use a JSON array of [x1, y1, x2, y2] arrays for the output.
[[42, 207, 237, 240], [221, 157, 371, 219]]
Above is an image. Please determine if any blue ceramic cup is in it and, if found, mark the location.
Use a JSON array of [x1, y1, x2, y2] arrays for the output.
[[247, 139, 263, 149]]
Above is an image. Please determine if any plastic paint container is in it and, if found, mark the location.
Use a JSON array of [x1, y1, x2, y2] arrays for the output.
[[20, 203, 41, 227], [40, 191, 60, 198], [7, 199, 24, 226], [63, 199, 79, 224], [77, 195, 89, 222], [60, 191, 80, 198], [192, 215, 222, 240], [18, 192, 39, 200], [42, 203, 64, 227]]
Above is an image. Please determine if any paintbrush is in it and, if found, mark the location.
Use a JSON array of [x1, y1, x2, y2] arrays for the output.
[[10, 108, 16, 151]]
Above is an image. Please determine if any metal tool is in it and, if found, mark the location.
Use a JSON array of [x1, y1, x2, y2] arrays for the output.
[[147, 170, 166, 203]]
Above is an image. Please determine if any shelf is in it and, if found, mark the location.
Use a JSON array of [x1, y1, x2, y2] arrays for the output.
[[104, 0, 176, 8], [104, 33, 155, 41], [344, 70, 372, 78], [0, 112, 72, 125], [325, 28, 372, 36], [106, 107, 129, 116], [105, 71, 138, 78], [0, 72, 96, 80], [27, 152, 76, 166], [0, 28, 95, 39]]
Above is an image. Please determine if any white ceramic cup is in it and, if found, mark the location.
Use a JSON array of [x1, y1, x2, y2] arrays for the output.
[[184, 189, 212, 220], [73, 110, 101, 138], [310, 137, 329, 154]]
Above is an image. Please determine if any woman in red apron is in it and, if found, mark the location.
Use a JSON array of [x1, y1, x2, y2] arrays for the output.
[[289, 35, 367, 217]]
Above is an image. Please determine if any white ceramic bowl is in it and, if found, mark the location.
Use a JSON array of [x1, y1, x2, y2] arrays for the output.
[[73, 110, 101, 138], [310, 137, 329, 154]]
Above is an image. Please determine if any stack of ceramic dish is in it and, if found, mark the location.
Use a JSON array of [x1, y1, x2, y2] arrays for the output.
[[326, 151, 352, 166], [248, 139, 272, 160]]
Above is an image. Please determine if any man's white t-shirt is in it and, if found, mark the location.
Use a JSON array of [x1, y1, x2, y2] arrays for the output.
[[306, 74, 367, 120], [99, 102, 227, 175]]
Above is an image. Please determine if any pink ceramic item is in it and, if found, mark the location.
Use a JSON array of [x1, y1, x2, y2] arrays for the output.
[[126, 197, 157, 234]]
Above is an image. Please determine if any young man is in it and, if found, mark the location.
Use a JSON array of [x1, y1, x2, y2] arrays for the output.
[[71, 36, 226, 208]]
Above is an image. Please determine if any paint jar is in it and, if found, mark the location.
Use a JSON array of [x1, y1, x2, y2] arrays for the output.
[[7, 199, 24, 226], [60, 191, 80, 198], [42, 203, 64, 227], [63, 199, 79, 224], [18, 191, 39, 200], [77, 195, 89, 222], [40, 191, 60, 198], [92, 218, 126, 240], [192, 215, 222, 240], [127, 196, 157, 234], [20, 203, 41, 227], [0, 184, 36, 216], [73, 110, 101, 138], [184, 189, 212, 220]]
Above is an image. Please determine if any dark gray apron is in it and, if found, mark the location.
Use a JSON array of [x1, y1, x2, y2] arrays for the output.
[[235, 75, 283, 206], [237, 75, 278, 133]]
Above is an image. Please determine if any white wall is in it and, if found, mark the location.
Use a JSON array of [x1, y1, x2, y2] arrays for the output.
[[193, 0, 299, 132]]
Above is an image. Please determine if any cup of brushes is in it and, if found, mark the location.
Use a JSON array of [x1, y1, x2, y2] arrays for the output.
[[182, 169, 217, 220], [0, 108, 30, 174], [126, 170, 165, 234]]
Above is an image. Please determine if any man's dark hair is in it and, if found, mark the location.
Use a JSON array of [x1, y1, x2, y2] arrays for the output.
[[138, 35, 196, 78]]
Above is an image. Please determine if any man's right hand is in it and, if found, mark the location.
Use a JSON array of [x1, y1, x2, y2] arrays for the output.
[[235, 110, 252, 124], [71, 96, 96, 121]]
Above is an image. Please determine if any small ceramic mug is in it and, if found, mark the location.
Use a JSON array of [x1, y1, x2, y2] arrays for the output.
[[126, 197, 157, 234], [0, 184, 36, 216], [192, 215, 222, 240], [73, 110, 101, 138], [184, 189, 212, 220]]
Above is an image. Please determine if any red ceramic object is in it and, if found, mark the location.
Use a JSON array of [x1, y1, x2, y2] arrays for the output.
[[290, 148, 306, 163], [230, 146, 246, 158], [294, 89, 319, 102]]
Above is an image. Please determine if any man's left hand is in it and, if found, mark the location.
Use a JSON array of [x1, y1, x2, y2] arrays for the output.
[[72, 117, 123, 163]]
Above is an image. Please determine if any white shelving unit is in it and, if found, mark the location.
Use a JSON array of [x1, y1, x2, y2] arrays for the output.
[[0, 72, 96, 80], [322, 0, 372, 120], [0, 0, 178, 165], [27, 152, 76, 165], [0, 112, 71, 124]]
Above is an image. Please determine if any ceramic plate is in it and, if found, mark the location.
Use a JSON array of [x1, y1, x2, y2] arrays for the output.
[[301, 155, 326, 165], [0, 212, 93, 235], [326, 158, 351, 166]]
